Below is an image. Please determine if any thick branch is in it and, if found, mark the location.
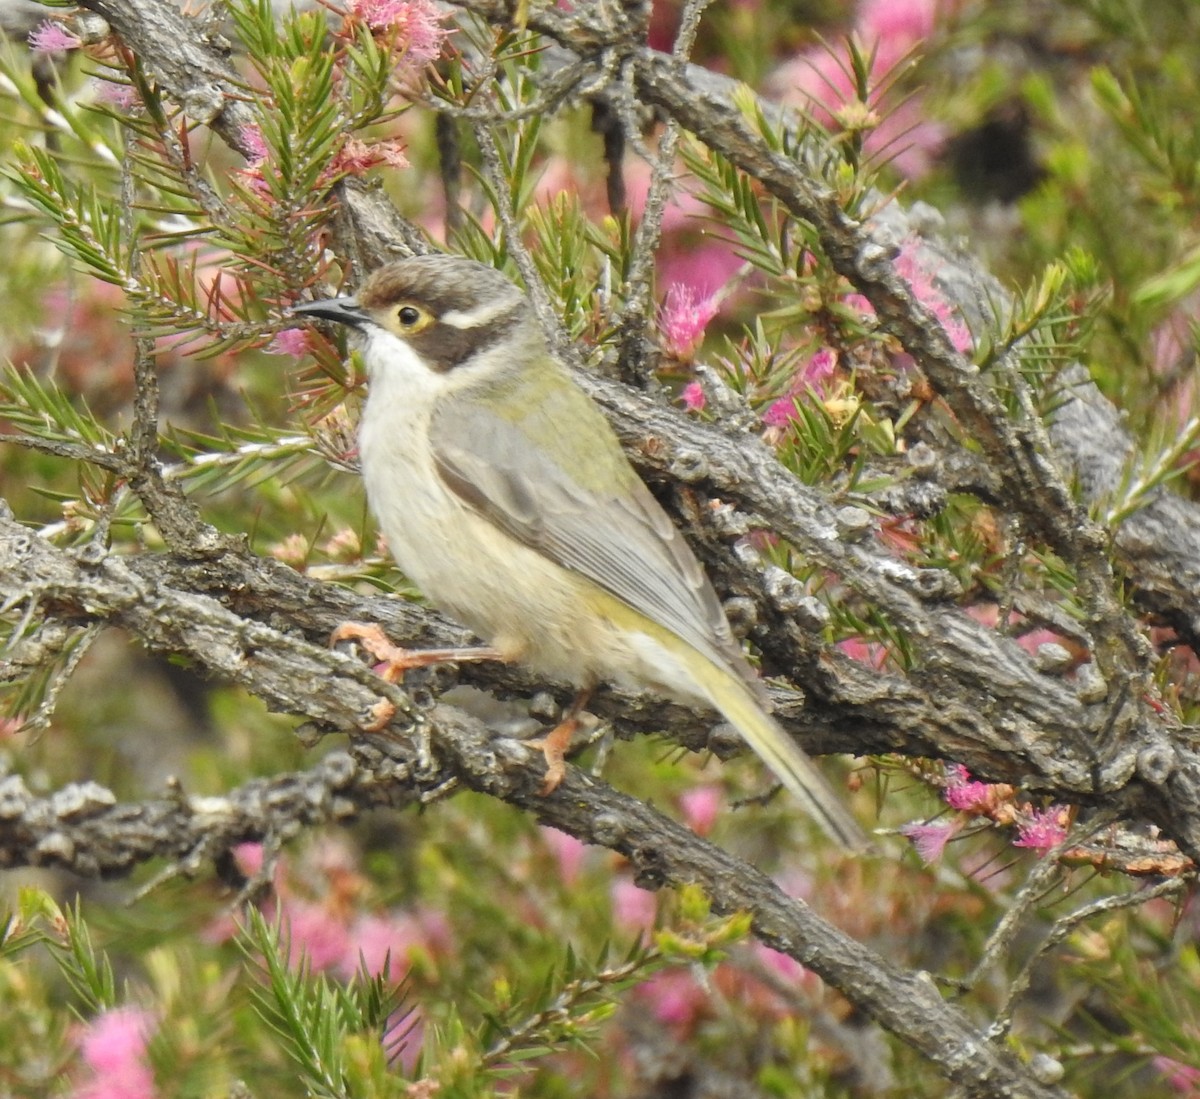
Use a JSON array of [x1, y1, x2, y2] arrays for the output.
[[0, 514, 1065, 1095]]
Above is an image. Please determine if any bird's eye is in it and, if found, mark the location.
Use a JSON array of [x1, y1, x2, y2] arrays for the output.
[[397, 305, 422, 327]]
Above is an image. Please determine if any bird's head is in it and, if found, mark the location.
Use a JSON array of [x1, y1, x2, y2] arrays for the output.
[[288, 255, 536, 377]]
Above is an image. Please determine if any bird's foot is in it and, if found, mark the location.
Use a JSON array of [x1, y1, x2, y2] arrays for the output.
[[529, 718, 576, 795], [529, 688, 594, 795], [332, 622, 505, 731], [332, 622, 504, 682]]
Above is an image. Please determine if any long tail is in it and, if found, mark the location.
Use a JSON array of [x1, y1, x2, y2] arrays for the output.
[[704, 668, 868, 851]]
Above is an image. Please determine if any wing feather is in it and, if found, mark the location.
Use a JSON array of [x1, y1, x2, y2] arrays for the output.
[[431, 390, 753, 685]]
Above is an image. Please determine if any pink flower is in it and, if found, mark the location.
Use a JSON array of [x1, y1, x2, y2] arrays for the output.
[[323, 527, 362, 561], [900, 819, 960, 864], [943, 764, 997, 813], [1154, 1055, 1200, 1094], [751, 941, 806, 984], [233, 842, 268, 876], [761, 347, 841, 427], [762, 395, 800, 428], [894, 238, 973, 353], [540, 826, 589, 885], [636, 969, 705, 1028], [858, 0, 937, 42], [348, 914, 408, 980], [1013, 806, 1069, 854], [72, 1008, 157, 1099], [385, 1004, 425, 1072], [29, 20, 82, 53], [348, 908, 453, 981], [679, 380, 706, 411], [331, 136, 409, 176], [657, 241, 744, 300], [767, 1, 945, 179], [842, 292, 876, 319], [803, 346, 838, 387], [611, 877, 658, 934], [345, 0, 450, 66], [679, 784, 722, 836], [281, 899, 352, 972], [266, 327, 310, 357], [836, 636, 889, 670], [240, 124, 269, 166], [270, 533, 310, 568], [93, 80, 140, 110], [659, 284, 720, 360]]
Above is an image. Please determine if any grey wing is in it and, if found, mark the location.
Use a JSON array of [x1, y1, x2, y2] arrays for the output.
[[431, 397, 753, 684]]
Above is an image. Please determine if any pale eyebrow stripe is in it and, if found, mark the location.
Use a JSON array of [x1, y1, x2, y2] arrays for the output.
[[440, 295, 523, 330]]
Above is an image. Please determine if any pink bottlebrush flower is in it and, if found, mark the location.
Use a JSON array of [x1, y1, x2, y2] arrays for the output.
[[767, 0, 945, 179], [93, 80, 140, 110], [762, 395, 800, 428], [761, 348, 840, 428], [346, 907, 450, 983], [269, 533, 310, 568], [1013, 806, 1069, 854], [29, 20, 82, 53], [385, 1003, 425, 1072], [802, 346, 838, 387], [679, 784, 723, 836], [857, 0, 938, 44], [894, 237, 973, 353], [611, 877, 658, 934], [659, 284, 721, 360], [281, 899, 353, 972], [266, 326, 310, 357], [345, 0, 450, 66], [900, 819, 961, 864], [540, 825, 589, 886], [72, 1008, 157, 1099], [679, 380, 706, 411], [836, 636, 889, 670], [348, 913, 421, 981], [751, 941, 807, 984], [943, 764, 998, 813], [240, 124, 269, 166], [658, 241, 744, 301], [322, 527, 362, 561], [841, 292, 876, 319], [636, 969, 705, 1028], [331, 136, 409, 177], [1154, 1055, 1200, 1094], [233, 841, 266, 876]]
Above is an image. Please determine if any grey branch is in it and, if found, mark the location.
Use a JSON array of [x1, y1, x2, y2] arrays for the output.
[[0, 512, 1064, 1097]]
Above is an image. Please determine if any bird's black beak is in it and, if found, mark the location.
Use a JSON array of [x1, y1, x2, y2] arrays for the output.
[[287, 296, 368, 329]]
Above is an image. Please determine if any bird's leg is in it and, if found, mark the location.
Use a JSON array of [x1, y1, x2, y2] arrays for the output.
[[531, 687, 593, 796], [332, 622, 505, 681], [331, 621, 506, 731]]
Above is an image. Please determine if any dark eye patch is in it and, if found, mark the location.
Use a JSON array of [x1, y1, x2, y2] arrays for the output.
[[407, 302, 527, 372]]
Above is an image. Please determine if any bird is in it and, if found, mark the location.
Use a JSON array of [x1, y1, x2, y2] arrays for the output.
[[288, 253, 866, 850]]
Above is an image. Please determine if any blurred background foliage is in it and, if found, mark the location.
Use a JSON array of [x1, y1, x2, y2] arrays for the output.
[[1, 0, 1199, 1095]]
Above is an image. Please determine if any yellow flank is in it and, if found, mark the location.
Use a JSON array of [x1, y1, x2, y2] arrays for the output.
[[582, 588, 868, 851], [703, 668, 869, 851]]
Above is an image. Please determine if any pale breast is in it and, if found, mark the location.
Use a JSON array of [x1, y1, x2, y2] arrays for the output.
[[354, 329, 714, 702]]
